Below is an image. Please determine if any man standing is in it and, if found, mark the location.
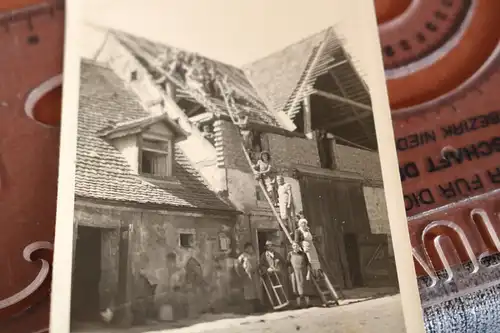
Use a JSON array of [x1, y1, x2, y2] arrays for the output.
[[276, 175, 295, 233], [259, 241, 289, 309]]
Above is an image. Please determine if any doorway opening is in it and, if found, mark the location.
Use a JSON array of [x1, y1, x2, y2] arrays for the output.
[[71, 226, 102, 322], [257, 230, 281, 257]]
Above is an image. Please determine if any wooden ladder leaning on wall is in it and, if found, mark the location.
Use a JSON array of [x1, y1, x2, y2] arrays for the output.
[[117, 36, 341, 309], [214, 78, 341, 309]]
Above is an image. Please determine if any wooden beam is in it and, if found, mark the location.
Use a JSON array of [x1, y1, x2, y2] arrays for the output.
[[313, 89, 372, 111], [328, 70, 374, 140], [333, 135, 374, 152], [165, 81, 177, 100], [186, 104, 203, 117], [322, 112, 372, 129], [284, 27, 333, 117], [340, 47, 369, 93], [303, 95, 313, 138]]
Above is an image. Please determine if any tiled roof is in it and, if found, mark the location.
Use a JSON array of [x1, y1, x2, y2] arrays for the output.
[[243, 30, 327, 113], [104, 27, 370, 136], [76, 59, 236, 212], [111, 30, 280, 127], [243, 28, 371, 119]]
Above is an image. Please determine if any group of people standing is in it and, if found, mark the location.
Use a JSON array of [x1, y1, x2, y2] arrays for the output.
[[236, 214, 323, 312]]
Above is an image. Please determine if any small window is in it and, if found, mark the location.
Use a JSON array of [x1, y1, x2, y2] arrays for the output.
[[130, 70, 138, 81], [140, 137, 172, 178], [179, 233, 195, 248]]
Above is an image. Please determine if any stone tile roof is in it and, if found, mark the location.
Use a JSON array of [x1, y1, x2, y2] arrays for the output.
[[243, 30, 327, 113], [76, 59, 236, 212], [243, 28, 371, 118], [107, 27, 370, 138]]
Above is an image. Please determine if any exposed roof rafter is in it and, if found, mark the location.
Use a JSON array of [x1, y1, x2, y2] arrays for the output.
[[284, 27, 334, 117], [185, 104, 203, 117], [328, 70, 374, 140], [312, 89, 372, 111], [323, 112, 372, 129]]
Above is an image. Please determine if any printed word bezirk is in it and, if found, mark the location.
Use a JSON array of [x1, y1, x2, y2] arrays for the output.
[[394, 110, 500, 151], [441, 110, 500, 139]]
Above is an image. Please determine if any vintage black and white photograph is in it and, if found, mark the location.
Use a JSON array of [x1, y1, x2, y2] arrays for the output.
[[60, 1, 409, 332]]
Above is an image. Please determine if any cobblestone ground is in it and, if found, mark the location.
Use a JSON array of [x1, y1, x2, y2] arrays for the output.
[[151, 295, 405, 333]]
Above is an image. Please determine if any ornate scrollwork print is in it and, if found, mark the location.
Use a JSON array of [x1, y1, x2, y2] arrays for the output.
[[0, 241, 53, 319]]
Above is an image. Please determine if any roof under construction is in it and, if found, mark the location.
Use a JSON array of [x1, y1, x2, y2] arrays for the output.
[[108, 26, 377, 151]]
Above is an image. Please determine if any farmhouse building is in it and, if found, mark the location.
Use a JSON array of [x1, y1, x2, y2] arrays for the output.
[[72, 27, 396, 325]]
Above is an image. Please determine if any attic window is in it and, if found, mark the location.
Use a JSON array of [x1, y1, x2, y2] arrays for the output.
[[139, 136, 173, 178]]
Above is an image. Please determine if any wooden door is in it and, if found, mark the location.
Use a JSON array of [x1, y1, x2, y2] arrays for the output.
[[297, 174, 371, 288]]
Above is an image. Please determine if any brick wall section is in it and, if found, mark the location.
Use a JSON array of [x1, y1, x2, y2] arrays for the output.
[[267, 133, 320, 167], [74, 203, 242, 317], [213, 119, 227, 168], [334, 144, 383, 184], [218, 120, 251, 172]]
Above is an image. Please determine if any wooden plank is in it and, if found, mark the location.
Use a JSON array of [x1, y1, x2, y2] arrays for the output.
[[313, 88, 372, 111], [303, 95, 313, 137]]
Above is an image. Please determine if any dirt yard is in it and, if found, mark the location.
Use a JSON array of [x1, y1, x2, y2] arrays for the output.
[[75, 294, 406, 333]]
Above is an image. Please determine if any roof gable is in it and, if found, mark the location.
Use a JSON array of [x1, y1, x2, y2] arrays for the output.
[[243, 29, 328, 113], [91, 26, 372, 146], [108, 30, 281, 127], [97, 113, 188, 141], [77, 59, 236, 212]]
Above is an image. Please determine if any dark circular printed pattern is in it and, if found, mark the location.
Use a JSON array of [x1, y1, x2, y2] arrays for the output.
[[376, 0, 500, 112], [380, 0, 471, 70]]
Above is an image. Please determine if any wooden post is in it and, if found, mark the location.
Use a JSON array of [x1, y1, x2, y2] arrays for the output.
[[303, 96, 313, 138], [165, 81, 177, 100], [115, 224, 134, 327]]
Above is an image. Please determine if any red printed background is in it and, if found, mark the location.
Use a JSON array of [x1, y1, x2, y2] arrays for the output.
[[376, 0, 500, 275], [0, 0, 63, 332]]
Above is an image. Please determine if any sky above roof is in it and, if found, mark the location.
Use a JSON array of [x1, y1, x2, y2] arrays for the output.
[[80, 0, 379, 71]]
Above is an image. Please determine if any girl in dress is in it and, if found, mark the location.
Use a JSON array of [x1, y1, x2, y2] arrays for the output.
[[252, 151, 277, 205], [294, 217, 322, 275]]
